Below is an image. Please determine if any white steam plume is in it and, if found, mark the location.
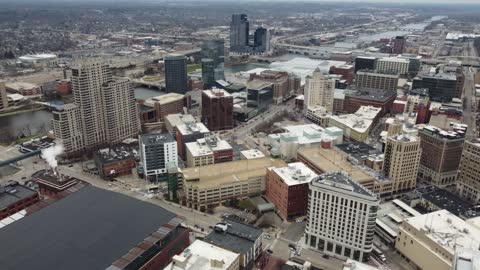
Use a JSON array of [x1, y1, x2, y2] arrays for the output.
[[41, 144, 64, 169]]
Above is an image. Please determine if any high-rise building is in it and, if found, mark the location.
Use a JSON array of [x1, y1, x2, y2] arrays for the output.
[[304, 68, 336, 112], [0, 80, 8, 112], [164, 54, 188, 94], [305, 171, 379, 262], [201, 39, 225, 88], [392, 36, 406, 55], [376, 57, 410, 75], [354, 56, 376, 73], [412, 73, 458, 102], [457, 139, 480, 203], [52, 104, 84, 156], [57, 58, 140, 156], [355, 71, 399, 92], [383, 134, 421, 194], [418, 126, 465, 187], [253, 27, 270, 53], [201, 88, 233, 131], [201, 59, 216, 89], [139, 133, 178, 181], [230, 14, 249, 53]]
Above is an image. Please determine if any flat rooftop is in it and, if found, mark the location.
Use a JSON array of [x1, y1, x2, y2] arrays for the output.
[[336, 142, 381, 162], [177, 122, 210, 135], [405, 210, 480, 255], [182, 157, 286, 189], [346, 88, 396, 102], [0, 185, 176, 270], [0, 182, 37, 210], [329, 106, 381, 133], [139, 132, 175, 146], [95, 147, 134, 164], [166, 240, 239, 270], [203, 88, 232, 98], [271, 162, 317, 186], [298, 146, 374, 186], [240, 149, 265, 159], [417, 186, 480, 219], [311, 171, 375, 198], [143, 93, 184, 106], [205, 218, 262, 255], [165, 114, 196, 127], [186, 136, 232, 157]]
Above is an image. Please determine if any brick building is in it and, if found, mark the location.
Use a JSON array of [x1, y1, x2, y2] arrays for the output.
[[329, 64, 355, 84], [0, 181, 39, 220], [265, 162, 317, 221], [139, 93, 191, 124], [248, 70, 300, 104], [94, 147, 136, 179], [56, 79, 72, 95], [343, 89, 396, 117], [32, 170, 79, 197], [201, 88, 233, 131]]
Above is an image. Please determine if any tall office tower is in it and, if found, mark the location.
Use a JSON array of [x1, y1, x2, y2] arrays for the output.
[[102, 79, 140, 144], [51, 104, 84, 156], [457, 139, 480, 203], [139, 133, 178, 181], [304, 68, 336, 112], [354, 56, 376, 73], [383, 134, 421, 194], [412, 73, 457, 102], [305, 171, 379, 262], [254, 27, 270, 53], [201, 88, 233, 131], [164, 54, 188, 94], [0, 80, 8, 112], [418, 126, 465, 187], [355, 71, 399, 92], [201, 59, 216, 89], [201, 39, 225, 67], [230, 14, 249, 52], [393, 36, 406, 55], [71, 59, 112, 149]]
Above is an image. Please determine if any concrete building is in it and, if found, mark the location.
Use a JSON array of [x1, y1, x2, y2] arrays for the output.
[[305, 171, 379, 262], [240, 149, 265, 160], [185, 135, 233, 167], [405, 88, 430, 124], [383, 134, 421, 194], [5, 82, 41, 96], [56, 58, 140, 155], [343, 89, 396, 116], [418, 126, 465, 187], [205, 219, 263, 270], [375, 57, 409, 75], [355, 71, 399, 92], [0, 185, 191, 270], [395, 209, 480, 270], [0, 181, 39, 220], [139, 93, 190, 124], [304, 68, 336, 112], [179, 157, 286, 211], [165, 114, 196, 137], [265, 162, 317, 220], [94, 147, 136, 179], [202, 88, 233, 131], [452, 248, 480, 270], [165, 54, 188, 94], [165, 240, 240, 270], [248, 70, 300, 104], [51, 104, 84, 156], [354, 56, 376, 73], [457, 139, 480, 203], [266, 124, 343, 160], [328, 106, 382, 142], [0, 80, 8, 112], [176, 122, 210, 159], [139, 133, 178, 181]]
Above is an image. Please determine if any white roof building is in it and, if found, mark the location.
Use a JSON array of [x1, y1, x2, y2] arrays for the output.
[[165, 240, 240, 270], [270, 162, 317, 186], [240, 149, 265, 160]]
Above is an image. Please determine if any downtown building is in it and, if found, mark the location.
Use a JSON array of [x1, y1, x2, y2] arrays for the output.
[[0, 80, 8, 112], [304, 68, 336, 112], [355, 71, 399, 92], [354, 56, 376, 73], [201, 39, 225, 88], [52, 59, 140, 156], [229, 14, 270, 54], [417, 125, 465, 187], [185, 134, 233, 167], [305, 171, 379, 262], [248, 70, 300, 104], [139, 133, 178, 181], [165, 54, 188, 94], [457, 139, 480, 203], [375, 57, 410, 76], [201, 88, 234, 131], [412, 72, 458, 102]]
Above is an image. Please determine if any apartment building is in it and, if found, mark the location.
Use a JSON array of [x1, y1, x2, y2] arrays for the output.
[[304, 68, 336, 112], [355, 71, 399, 92], [139, 133, 178, 181], [51, 104, 84, 156], [395, 210, 480, 270], [418, 126, 465, 187], [383, 134, 421, 194], [457, 139, 480, 203], [375, 57, 409, 75], [179, 157, 286, 211], [265, 162, 317, 220], [305, 171, 379, 262]]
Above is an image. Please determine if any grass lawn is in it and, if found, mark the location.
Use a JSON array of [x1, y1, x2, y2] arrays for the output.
[[187, 64, 201, 73], [142, 75, 163, 82], [16, 133, 47, 144]]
